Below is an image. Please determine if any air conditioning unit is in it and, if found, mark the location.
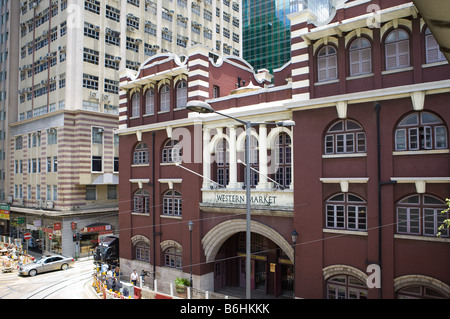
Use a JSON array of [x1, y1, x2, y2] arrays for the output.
[[90, 91, 99, 100], [114, 56, 122, 62], [135, 38, 142, 44], [102, 94, 110, 102], [46, 201, 54, 209], [17, 198, 24, 206], [6, 196, 12, 204], [38, 199, 45, 209]]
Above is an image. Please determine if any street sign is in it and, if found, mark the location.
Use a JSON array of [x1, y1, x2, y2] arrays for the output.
[[17, 217, 25, 224], [24, 233, 32, 240]]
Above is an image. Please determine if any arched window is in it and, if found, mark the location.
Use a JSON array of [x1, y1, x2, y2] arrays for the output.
[[216, 139, 229, 187], [273, 133, 292, 188], [325, 119, 366, 155], [317, 45, 337, 82], [327, 275, 368, 299], [131, 92, 140, 117], [396, 194, 448, 237], [133, 142, 149, 165], [349, 37, 372, 76], [176, 80, 187, 109], [425, 28, 446, 64], [162, 139, 182, 163], [397, 285, 447, 299], [164, 246, 182, 269], [326, 193, 367, 231], [395, 112, 448, 151], [385, 29, 410, 70], [163, 190, 182, 216], [134, 189, 150, 214], [145, 89, 154, 115], [135, 242, 150, 262], [160, 84, 171, 112]]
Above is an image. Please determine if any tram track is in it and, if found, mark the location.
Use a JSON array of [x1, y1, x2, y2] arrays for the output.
[[24, 271, 93, 299]]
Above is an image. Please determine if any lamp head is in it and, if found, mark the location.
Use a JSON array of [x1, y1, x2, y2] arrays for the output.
[[276, 120, 296, 127], [186, 101, 215, 114]]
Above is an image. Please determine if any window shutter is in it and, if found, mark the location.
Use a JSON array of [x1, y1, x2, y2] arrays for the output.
[[397, 40, 410, 68]]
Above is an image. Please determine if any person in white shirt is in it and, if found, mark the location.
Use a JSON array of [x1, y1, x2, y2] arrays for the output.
[[130, 269, 139, 286]]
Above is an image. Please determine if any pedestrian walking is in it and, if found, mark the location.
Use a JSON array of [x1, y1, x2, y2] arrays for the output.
[[130, 269, 139, 286]]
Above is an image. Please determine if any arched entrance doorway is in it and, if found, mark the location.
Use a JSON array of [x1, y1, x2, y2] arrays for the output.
[[202, 219, 294, 298]]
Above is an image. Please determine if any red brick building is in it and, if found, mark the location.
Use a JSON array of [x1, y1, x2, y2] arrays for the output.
[[117, 0, 450, 299]]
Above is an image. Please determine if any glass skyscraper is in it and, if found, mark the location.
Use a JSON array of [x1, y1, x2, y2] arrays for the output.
[[243, 0, 332, 73]]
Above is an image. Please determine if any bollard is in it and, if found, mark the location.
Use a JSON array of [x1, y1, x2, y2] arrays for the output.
[[169, 282, 174, 296]]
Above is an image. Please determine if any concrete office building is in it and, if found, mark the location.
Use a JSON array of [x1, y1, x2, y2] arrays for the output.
[[8, 0, 242, 258], [0, 0, 20, 237]]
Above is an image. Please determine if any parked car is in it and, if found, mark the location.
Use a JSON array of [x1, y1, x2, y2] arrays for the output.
[[18, 254, 74, 277]]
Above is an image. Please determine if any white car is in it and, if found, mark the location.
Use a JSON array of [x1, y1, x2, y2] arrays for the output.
[[18, 254, 74, 277]]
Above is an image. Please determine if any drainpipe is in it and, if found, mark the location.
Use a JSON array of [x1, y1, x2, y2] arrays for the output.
[[152, 131, 156, 287], [375, 102, 396, 299]]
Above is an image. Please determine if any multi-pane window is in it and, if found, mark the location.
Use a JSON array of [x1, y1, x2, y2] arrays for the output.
[[104, 79, 119, 94], [83, 74, 99, 90], [162, 139, 182, 163], [274, 133, 292, 188], [349, 37, 372, 76], [92, 156, 102, 172], [163, 190, 182, 216], [395, 112, 447, 151], [176, 81, 187, 108], [84, 22, 100, 40], [425, 28, 446, 64], [131, 93, 140, 117], [317, 45, 337, 82], [133, 142, 149, 165], [105, 29, 120, 46], [385, 29, 410, 70], [397, 195, 448, 237], [85, 0, 100, 14], [92, 127, 103, 144], [326, 193, 367, 231], [160, 85, 171, 112], [216, 139, 229, 187], [327, 275, 368, 299], [106, 5, 120, 22], [83, 48, 99, 65], [134, 189, 150, 214], [145, 89, 155, 114], [325, 120, 366, 155], [164, 247, 182, 269], [136, 242, 150, 262]]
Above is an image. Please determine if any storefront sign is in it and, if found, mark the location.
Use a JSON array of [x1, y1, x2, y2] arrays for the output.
[[202, 189, 294, 209], [0, 205, 9, 220], [54, 223, 61, 230], [43, 227, 53, 234], [215, 194, 278, 206], [81, 225, 112, 233]]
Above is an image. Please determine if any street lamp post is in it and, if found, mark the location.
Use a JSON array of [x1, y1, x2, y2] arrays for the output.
[[291, 229, 298, 299], [188, 220, 194, 288], [186, 100, 295, 299]]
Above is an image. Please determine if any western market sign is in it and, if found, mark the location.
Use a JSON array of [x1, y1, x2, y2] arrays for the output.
[[201, 189, 294, 216]]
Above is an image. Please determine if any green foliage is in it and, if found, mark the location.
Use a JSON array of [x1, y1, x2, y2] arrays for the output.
[[437, 198, 450, 237], [175, 277, 190, 287]]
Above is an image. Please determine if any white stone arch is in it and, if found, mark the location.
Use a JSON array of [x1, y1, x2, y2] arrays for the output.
[[157, 78, 171, 90], [208, 132, 230, 154], [312, 36, 339, 56], [160, 239, 182, 252], [322, 264, 368, 284], [266, 126, 293, 150], [394, 275, 450, 298], [131, 235, 151, 246], [380, 18, 412, 41], [201, 219, 294, 263], [236, 128, 259, 152]]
